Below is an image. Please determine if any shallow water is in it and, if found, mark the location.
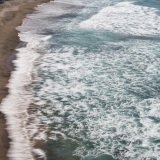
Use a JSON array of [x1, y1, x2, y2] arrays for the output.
[[3, 0, 160, 159]]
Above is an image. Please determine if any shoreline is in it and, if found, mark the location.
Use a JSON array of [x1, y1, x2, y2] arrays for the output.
[[0, 0, 50, 159]]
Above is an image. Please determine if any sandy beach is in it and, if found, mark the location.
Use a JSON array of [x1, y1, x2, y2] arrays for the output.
[[0, 0, 50, 159]]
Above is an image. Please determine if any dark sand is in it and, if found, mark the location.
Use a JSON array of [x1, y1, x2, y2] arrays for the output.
[[0, 0, 50, 159]]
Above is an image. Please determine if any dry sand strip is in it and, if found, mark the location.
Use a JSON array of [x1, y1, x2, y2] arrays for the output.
[[0, 0, 50, 159]]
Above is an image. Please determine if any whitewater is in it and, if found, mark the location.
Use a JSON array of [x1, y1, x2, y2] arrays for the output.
[[1, 0, 160, 159]]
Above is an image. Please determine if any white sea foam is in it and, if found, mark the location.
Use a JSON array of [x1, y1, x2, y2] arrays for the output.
[[1, 0, 160, 159], [0, 43, 39, 160], [0, 2, 51, 160], [32, 149, 47, 160], [33, 38, 160, 159], [80, 2, 160, 36]]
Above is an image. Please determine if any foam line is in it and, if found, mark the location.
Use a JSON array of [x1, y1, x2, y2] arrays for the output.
[[0, 43, 39, 160], [80, 2, 160, 36], [0, 3, 52, 160]]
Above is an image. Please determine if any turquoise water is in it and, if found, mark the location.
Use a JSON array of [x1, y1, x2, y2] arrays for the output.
[[18, 0, 160, 159]]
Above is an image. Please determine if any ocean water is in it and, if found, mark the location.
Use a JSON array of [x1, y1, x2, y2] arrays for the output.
[[1, 0, 160, 159]]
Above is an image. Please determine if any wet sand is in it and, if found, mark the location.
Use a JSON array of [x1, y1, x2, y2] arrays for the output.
[[0, 0, 50, 159]]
